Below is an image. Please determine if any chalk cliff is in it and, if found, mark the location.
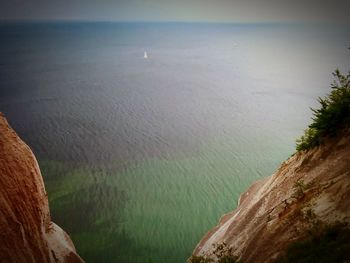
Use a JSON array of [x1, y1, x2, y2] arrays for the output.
[[191, 129, 350, 262], [0, 113, 84, 263]]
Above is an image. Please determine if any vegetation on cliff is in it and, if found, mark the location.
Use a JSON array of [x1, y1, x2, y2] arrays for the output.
[[189, 243, 240, 263], [296, 69, 350, 151]]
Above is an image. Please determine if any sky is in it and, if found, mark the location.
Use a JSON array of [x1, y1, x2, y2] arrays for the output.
[[0, 0, 350, 24]]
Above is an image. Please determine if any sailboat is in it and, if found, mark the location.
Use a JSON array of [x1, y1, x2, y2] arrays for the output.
[[144, 51, 148, 59]]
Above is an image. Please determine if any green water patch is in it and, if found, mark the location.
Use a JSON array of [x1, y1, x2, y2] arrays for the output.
[[39, 132, 293, 263], [40, 161, 133, 261], [105, 134, 291, 263]]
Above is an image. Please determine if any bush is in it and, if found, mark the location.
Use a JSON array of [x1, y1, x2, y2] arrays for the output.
[[296, 69, 350, 151], [189, 243, 240, 263], [188, 255, 213, 263]]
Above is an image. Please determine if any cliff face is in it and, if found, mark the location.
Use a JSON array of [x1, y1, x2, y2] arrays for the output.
[[0, 113, 84, 263], [192, 129, 350, 262]]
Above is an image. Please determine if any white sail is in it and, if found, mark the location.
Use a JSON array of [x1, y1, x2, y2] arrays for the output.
[[144, 51, 148, 59]]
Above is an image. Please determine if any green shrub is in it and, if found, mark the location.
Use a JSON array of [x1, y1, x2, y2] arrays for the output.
[[189, 243, 241, 263], [188, 255, 213, 263], [296, 69, 350, 151], [291, 180, 306, 200]]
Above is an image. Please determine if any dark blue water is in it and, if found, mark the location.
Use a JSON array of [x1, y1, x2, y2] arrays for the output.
[[0, 22, 349, 262]]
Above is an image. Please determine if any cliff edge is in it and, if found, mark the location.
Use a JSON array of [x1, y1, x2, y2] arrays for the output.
[[0, 113, 84, 263], [191, 128, 350, 262]]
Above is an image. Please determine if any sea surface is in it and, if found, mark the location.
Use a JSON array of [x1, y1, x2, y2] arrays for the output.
[[0, 22, 349, 262]]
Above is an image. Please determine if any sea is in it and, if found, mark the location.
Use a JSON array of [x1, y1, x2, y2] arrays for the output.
[[0, 22, 349, 263]]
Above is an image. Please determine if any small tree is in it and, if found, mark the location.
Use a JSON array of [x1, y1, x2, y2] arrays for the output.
[[296, 69, 350, 151]]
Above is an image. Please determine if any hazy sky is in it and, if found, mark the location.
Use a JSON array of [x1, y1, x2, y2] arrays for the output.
[[1, 0, 349, 24]]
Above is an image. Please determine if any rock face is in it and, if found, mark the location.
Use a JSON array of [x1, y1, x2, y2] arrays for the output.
[[192, 129, 350, 262], [0, 113, 84, 263]]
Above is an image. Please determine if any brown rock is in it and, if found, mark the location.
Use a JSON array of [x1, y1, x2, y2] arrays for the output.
[[0, 113, 84, 263]]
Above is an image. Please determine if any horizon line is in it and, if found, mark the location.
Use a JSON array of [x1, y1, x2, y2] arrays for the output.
[[0, 18, 347, 27]]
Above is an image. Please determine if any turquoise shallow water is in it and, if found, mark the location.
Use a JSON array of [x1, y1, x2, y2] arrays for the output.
[[0, 22, 349, 262], [41, 132, 289, 262]]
